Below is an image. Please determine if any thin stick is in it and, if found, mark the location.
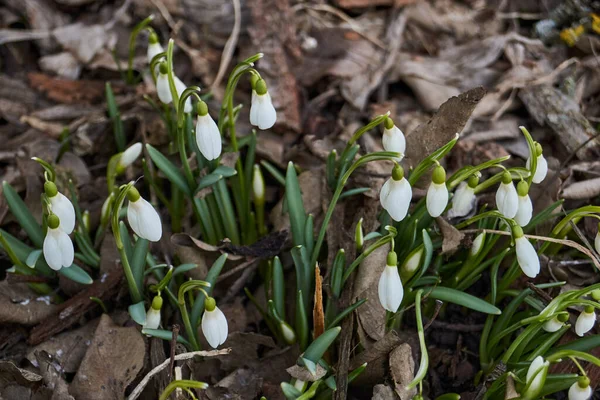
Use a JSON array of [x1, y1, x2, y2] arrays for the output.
[[168, 324, 180, 380], [211, 0, 241, 91], [128, 348, 230, 400]]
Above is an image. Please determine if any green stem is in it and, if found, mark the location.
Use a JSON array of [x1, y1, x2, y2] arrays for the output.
[[178, 301, 201, 350], [118, 246, 142, 303]]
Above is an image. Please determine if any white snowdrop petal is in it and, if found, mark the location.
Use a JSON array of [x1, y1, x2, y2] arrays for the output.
[[515, 237, 540, 278], [202, 308, 228, 348], [249, 91, 258, 126], [381, 178, 412, 222], [49, 193, 76, 234], [426, 182, 448, 218], [195, 115, 222, 161], [136, 198, 162, 242], [127, 203, 142, 238], [527, 356, 544, 384], [575, 311, 596, 337], [256, 93, 277, 130], [174, 77, 192, 113], [144, 308, 161, 330], [532, 155, 548, 184], [382, 126, 405, 160], [378, 265, 403, 312], [119, 142, 143, 169], [43, 230, 63, 271], [147, 42, 163, 64], [496, 182, 518, 218], [594, 232, 600, 255], [57, 229, 74, 267], [568, 381, 592, 400], [542, 317, 563, 333], [449, 182, 476, 218], [156, 73, 172, 104], [514, 195, 533, 227], [379, 179, 392, 210]]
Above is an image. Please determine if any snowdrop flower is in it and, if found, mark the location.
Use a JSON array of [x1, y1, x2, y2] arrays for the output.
[[594, 226, 600, 255], [496, 171, 518, 218], [143, 295, 162, 330], [569, 377, 592, 400], [117, 142, 142, 173], [575, 306, 596, 336], [250, 78, 276, 130], [202, 297, 228, 348], [147, 32, 163, 65], [382, 117, 405, 161], [513, 226, 540, 278], [514, 181, 533, 227], [526, 142, 548, 184], [155, 62, 192, 113], [380, 164, 412, 222], [43, 214, 74, 271], [44, 181, 75, 235], [448, 175, 478, 218], [524, 356, 549, 398], [543, 313, 568, 333], [378, 251, 403, 312], [127, 187, 162, 242], [195, 101, 221, 160], [426, 165, 449, 218], [470, 232, 486, 258]]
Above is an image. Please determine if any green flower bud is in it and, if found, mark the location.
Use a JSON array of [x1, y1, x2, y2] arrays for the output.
[[501, 171, 512, 184], [386, 251, 398, 267], [127, 187, 141, 202], [517, 180, 529, 197], [158, 61, 168, 75], [151, 295, 163, 311], [48, 214, 60, 229], [255, 79, 268, 96], [197, 100, 209, 117], [592, 289, 600, 301], [149, 31, 159, 44], [557, 313, 569, 323], [44, 181, 58, 198], [534, 142, 543, 157], [578, 376, 590, 388], [392, 164, 404, 181], [384, 117, 394, 130], [468, 174, 479, 188], [512, 225, 524, 239], [250, 74, 259, 89], [584, 305, 594, 313], [205, 296, 216, 312], [432, 165, 446, 185]]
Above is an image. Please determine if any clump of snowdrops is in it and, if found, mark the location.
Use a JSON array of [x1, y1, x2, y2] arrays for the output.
[[1, 16, 599, 400]]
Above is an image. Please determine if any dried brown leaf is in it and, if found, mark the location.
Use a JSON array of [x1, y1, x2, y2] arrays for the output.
[[437, 217, 465, 255], [0, 282, 58, 326], [69, 314, 145, 400], [561, 177, 600, 200], [389, 343, 417, 400], [313, 264, 325, 339], [0, 360, 42, 388], [286, 363, 327, 382]]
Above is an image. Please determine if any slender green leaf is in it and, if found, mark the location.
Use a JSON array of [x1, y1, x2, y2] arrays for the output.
[[196, 173, 224, 192], [326, 299, 366, 329], [173, 263, 198, 277], [58, 265, 93, 284], [2, 182, 44, 247], [301, 326, 341, 371], [261, 160, 285, 186], [131, 238, 149, 289], [339, 187, 370, 199], [106, 82, 125, 151], [142, 328, 192, 347], [296, 290, 309, 352], [26, 249, 42, 269], [285, 162, 306, 247], [129, 301, 147, 325], [146, 144, 191, 196], [281, 382, 302, 399], [428, 287, 501, 315], [272, 256, 285, 319]]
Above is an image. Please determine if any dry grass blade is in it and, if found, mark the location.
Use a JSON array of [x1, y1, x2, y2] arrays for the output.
[[313, 264, 325, 339]]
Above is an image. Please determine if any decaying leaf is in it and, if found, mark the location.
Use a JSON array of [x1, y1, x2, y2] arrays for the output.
[[0, 281, 58, 326], [437, 217, 465, 255], [389, 343, 416, 400], [35, 350, 75, 400], [286, 363, 327, 382], [69, 314, 145, 400], [405, 87, 487, 169], [350, 331, 402, 385], [353, 244, 389, 342], [0, 360, 42, 388], [561, 177, 600, 200], [372, 384, 398, 400], [210, 367, 262, 400], [222, 230, 288, 258], [313, 264, 325, 339]]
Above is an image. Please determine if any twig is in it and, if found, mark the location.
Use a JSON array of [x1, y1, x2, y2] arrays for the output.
[[526, 282, 553, 303], [211, 0, 241, 91], [426, 320, 486, 332], [168, 324, 180, 380], [460, 228, 600, 270], [217, 258, 259, 282], [423, 300, 443, 331], [127, 348, 231, 400]]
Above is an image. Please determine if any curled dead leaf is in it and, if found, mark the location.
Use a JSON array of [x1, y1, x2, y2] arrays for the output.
[[561, 177, 600, 200]]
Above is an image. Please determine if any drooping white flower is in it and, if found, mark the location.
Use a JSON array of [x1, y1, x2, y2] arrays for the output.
[[378, 251, 403, 312], [117, 142, 143, 171], [280, 322, 296, 345], [542, 315, 565, 333], [575, 306, 596, 337], [514, 226, 540, 278], [249, 79, 276, 130], [526, 142, 548, 184], [514, 181, 533, 227], [380, 165, 412, 222], [202, 297, 228, 348], [174, 76, 192, 113], [43, 214, 74, 271], [524, 356, 549, 398], [382, 118, 405, 161], [426, 165, 448, 218], [568, 377, 592, 400], [448, 176, 478, 218], [252, 164, 265, 205], [147, 32, 163, 65], [195, 101, 221, 161], [127, 187, 162, 242], [496, 172, 518, 218], [143, 295, 163, 330], [400, 246, 423, 281], [45, 181, 75, 235]]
